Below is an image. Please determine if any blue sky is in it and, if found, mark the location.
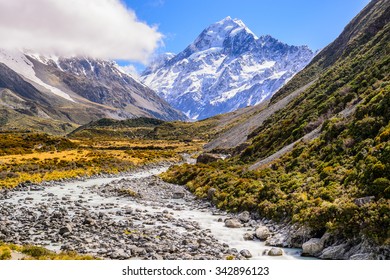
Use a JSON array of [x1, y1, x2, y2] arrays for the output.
[[125, 0, 370, 56]]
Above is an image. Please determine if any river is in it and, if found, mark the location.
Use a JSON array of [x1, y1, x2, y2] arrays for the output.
[[0, 164, 309, 260]]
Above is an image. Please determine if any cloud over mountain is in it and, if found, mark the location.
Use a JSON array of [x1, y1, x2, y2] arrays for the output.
[[0, 0, 162, 62]]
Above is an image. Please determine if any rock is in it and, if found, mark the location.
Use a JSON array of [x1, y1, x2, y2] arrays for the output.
[[224, 219, 242, 228], [240, 249, 252, 258], [243, 233, 254, 240], [350, 253, 376, 260], [196, 153, 223, 164], [238, 211, 250, 223], [268, 247, 283, 256], [320, 244, 347, 259], [59, 224, 73, 236], [172, 192, 185, 199], [207, 188, 216, 200], [255, 226, 270, 241], [302, 238, 324, 256], [354, 196, 375, 207], [83, 217, 96, 226], [287, 225, 312, 247]]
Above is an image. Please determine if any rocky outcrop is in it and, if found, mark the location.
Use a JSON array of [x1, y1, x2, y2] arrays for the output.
[[196, 153, 224, 164]]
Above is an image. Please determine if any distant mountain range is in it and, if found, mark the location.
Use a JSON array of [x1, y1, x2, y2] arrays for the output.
[[0, 50, 186, 134], [141, 17, 315, 120]]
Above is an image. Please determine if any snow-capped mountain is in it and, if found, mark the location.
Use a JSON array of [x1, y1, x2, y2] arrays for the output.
[[0, 49, 186, 133], [141, 17, 315, 120]]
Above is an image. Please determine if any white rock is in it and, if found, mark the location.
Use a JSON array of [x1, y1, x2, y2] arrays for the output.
[[255, 226, 270, 240], [268, 247, 284, 256], [302, 238, 324, 256], [224, 219, 242, 228]]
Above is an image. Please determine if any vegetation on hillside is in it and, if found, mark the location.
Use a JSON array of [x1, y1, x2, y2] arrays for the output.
[[69, 116, 222, 142], [162, 0, 390, 245], [0, 242, 96, 260], [0, 132, 202, 189]]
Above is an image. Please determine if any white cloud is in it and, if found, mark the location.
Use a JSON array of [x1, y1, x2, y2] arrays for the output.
[[118, 64, 140, 79], [0, 0, 162, 62]]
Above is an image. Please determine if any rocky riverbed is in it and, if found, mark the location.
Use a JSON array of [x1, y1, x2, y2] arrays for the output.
[[0, 163, 307, 260]]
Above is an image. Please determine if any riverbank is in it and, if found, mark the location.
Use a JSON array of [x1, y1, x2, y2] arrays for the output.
[[0, 163, 307, 260]]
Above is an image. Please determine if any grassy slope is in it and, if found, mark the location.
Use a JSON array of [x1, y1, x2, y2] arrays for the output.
[[162, 0, 390, 245], [0, 130, 202, 189]]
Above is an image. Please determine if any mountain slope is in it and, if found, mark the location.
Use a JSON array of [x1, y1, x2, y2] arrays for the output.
[[141, 17, 314, 120], [162, 0, 390, 259], [0, 50, 186, 134]]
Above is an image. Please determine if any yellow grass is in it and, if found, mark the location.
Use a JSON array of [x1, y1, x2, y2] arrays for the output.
[[0, 138, 202, 189]]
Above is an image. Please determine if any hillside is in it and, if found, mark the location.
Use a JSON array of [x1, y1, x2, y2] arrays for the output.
[[162, 0, 390, 259], [0, 51, 186, 135]]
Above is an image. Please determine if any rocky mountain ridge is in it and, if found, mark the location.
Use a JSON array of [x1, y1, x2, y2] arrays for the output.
[[0, 49, 186, 134]]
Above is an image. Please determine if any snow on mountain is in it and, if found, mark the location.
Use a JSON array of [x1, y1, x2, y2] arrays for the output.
[[141, 17, 315, 120], [0, 49, 74, 102], [0, 49, 186, 123]]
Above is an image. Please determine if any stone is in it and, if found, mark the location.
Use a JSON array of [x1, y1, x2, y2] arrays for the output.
[[172, 192, 185, 199], [238, 211, 251, 223], [243, 233, 254, 240], [255, 226, 270, 241], [319, 244, 347, 260], [302, 238, 324, 256], [207, 188, 216, 201], [268, 247, 283, 256], [354, 196, 375, 207], [350, 253, 376, 260], [240, 249, 252, 258], [224, 219, 242, 228], [59, 224, 73, 236], [196, 153, 223, 164]]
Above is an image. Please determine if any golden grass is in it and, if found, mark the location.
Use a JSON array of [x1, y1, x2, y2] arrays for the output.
[[0, 243, 97, 260], [0, 137, 202, 189]]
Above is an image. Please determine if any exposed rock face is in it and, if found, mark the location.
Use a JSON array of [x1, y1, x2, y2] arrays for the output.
[[196, 153, 224, 164], [354, 196, 375, 207], [0, 49, 186, 133]]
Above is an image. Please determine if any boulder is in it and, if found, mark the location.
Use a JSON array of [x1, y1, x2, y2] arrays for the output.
[[238, 211, 251, 223], [240, 249, 252, 258], [302, 238, 324, 256], [196, 153, 223, 164], [320, 244, 347, 260], [59, 224, 73, 236], [255, 226, 270, 241], [224, 219, 242, 228], [268, 247, 283, 256], [243, 233, 254, 240]]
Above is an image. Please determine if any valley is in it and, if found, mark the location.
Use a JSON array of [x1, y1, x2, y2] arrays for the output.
[[0, 0, 389, 261]]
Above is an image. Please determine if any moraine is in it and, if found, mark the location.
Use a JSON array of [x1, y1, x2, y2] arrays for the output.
[[0, 163, 310, 260]]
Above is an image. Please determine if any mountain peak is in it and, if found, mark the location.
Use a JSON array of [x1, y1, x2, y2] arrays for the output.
[[142, 16, 315, 120], [189, 17, 257, 53], [215, 16, 245, 28]]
